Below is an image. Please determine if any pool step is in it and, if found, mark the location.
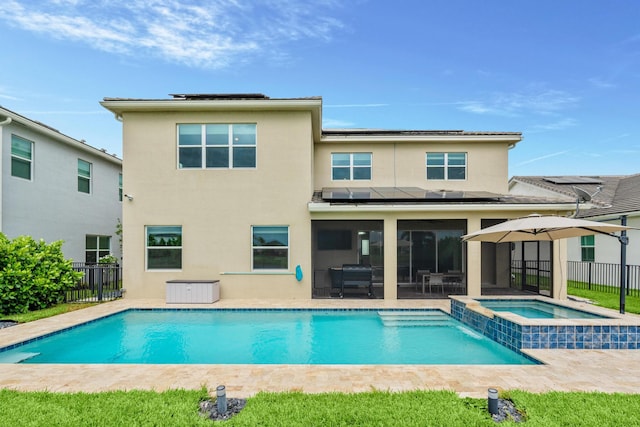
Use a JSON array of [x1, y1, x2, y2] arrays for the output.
[[0, 352, 40, 364], [378, 311, 452, 327]]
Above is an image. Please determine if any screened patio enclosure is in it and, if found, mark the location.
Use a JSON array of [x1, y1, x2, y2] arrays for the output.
[[311, 220, 384, 298], [478, 219, 553, 296], [397, 220, 466, 299]]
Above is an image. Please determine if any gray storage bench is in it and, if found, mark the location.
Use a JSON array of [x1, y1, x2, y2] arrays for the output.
[[165, 280, 220, 303]]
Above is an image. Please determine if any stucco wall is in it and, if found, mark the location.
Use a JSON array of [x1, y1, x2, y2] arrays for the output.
[[121, 110, 314, 299], [314, 140, 510, 192], [1, 120, 122, 263]]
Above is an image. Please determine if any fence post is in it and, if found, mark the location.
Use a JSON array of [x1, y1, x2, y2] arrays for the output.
[[588, 262, 592, 291], [97, 266, 103, 302]]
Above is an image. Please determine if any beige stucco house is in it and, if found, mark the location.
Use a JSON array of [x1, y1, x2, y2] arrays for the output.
[[101, 94, 575, 301]]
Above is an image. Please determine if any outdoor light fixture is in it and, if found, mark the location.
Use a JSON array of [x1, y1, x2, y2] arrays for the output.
[[124, 194, 134, 201], [216, 385, 227, 413], [488, 388, 499, 415]]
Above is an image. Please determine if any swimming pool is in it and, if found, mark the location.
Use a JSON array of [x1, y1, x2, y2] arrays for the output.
[[477, 299, 610, 319], [0, 309, 536, 365]]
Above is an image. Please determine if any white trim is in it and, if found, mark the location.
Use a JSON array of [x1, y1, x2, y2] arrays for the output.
[[251, 225, 290, 271]]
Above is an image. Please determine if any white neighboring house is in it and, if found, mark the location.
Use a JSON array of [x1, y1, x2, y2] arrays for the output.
[[509, 175, 640, 266], [0, 106, 122, 264]]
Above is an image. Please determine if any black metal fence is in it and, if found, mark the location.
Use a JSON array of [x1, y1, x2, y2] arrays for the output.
[[568, 261, 640, 297], [68, 263, 123, 302], [511, 260, 552, 292]]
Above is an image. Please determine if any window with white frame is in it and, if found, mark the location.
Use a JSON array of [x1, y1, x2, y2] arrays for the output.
[[426, 152, 466, 180], [331, 153, 372, 180], [11, 134, 33, 180], [85, 235, 111, 263], [178, 123, 256, 169], [118, 173, 123, 202], [78, 159, 92, 193], [146, 226, 182, 269], [252, 226, 289, 270], [581, 235, 595, 262]]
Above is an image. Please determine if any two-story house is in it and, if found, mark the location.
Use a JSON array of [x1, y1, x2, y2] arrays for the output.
[[0, 106, 122, 263], [101, 94, 574, 301]]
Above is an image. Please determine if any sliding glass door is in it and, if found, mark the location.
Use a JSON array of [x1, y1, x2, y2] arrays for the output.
[[397, 220, 465, 286]]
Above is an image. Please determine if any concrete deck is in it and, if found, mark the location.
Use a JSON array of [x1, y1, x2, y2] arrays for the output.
[[1, 298, 640, 398]]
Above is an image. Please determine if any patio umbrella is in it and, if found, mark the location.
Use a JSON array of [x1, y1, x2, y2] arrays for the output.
[[461, 214, 635, 313], [461, 214, 633, 243]]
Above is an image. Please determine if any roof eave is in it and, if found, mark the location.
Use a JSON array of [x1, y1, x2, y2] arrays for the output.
[[0, 107, 122, 165], [100, 98, 323, 142], [320, 133, 523, 144], [308, 202, 576, 213]]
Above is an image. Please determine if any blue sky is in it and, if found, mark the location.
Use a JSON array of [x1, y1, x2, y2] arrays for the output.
[[1, 0, 639, 177]]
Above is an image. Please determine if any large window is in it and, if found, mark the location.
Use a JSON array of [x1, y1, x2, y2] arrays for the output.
[[78, 159, 92, 193], [581, 235, 595, 262], [252, 226, 289, 270], [426, 152, 466, 180], [11, 135, 33, 180], [178, 123, 256, 169], [85, 235, 111, 263], [146, 226, 182, 269], [331, 153, 372, 180]]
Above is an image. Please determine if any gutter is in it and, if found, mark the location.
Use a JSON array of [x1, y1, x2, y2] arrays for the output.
[[0, 116, 11, 126]]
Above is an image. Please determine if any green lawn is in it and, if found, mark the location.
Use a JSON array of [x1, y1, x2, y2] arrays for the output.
[[1, 389, 640, 426], [568, 286, 640, 314], [1, 303, 97, 323]]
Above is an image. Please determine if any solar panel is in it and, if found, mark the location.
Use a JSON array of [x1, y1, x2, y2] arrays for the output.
[[320, 187, 501, 203]]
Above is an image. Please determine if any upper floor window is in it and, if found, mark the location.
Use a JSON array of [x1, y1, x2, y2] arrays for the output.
[[78, 159, 92, 193], [146, 226, 182, 270], [11, 135, 33, 180], [331, 153, 372, 180], [426, 152, 466, 180], [178, 123, 256, 169], [252, 226, 289, 270], [118, 173, 123, 202], [581, 235, 595, 262]]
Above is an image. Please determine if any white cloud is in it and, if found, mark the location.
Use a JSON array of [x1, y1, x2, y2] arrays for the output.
[[0, 0, 344, 68], [458, 88, 579, 117], [515, 150, 570, 166], [325, 103, 388, 108], [527, 118, 579, 132], [322, 118, 355, 128], [588, 77, 616, 89]]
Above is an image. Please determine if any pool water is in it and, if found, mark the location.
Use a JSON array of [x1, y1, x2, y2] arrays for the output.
[[0, 309, 536, 365], [478, 300, 609, 319]]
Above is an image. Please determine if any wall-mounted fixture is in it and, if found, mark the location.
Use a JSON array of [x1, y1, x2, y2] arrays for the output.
[[124, 194, 134, 201]]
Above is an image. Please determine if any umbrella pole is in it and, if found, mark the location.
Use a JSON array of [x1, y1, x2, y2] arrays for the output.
[[620, 215, 628, 314]]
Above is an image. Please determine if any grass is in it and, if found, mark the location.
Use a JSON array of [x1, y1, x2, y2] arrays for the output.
[[568, 286, 640, 314], [1, 389, 640, 426], [1, 303, 97, 323]]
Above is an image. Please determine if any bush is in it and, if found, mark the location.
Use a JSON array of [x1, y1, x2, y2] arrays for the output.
[[0, 234, 82, 315]]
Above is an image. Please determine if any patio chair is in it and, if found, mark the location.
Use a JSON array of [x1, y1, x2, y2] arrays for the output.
[[428, 273, 444, 294]]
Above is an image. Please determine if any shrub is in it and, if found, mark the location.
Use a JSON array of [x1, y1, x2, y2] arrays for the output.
[[0, 234, 82, 315]]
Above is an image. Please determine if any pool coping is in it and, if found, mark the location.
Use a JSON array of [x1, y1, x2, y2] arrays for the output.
[[1, 298, 640, 398]]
